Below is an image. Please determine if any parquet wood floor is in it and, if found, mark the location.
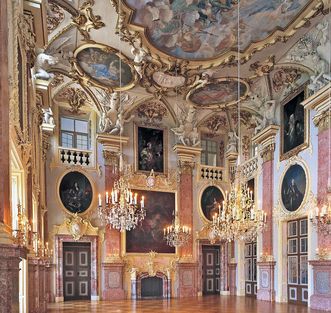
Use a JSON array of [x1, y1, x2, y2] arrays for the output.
[[47, 296, 325, 313]]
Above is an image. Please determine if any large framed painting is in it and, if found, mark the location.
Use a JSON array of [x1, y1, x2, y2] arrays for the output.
[[73, 43, 136, 90], [200, 186, 224, 222], [281, 89, 309, 160], [135, 125, 167, 174], [126, 190, 176, 254], [281, 164, 307, 212], [58, 171, 93, 214]]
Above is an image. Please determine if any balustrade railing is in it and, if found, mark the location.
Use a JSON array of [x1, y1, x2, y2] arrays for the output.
[[241, 156, 259, 179], [198, 164, 225, 182], [59, 148, 92, 166]]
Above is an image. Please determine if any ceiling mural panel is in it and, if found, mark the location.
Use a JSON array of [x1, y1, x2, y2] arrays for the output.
[[73, 44, 136, 90], [123, 0, 318, 65], [187, 79, 248, 108]]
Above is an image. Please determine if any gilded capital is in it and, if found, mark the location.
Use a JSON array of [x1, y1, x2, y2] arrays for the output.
[[178, 160, 195, 175], [102, 150, 119, 166], [313, 109, 330, 133], [260, 143, 275, 162]]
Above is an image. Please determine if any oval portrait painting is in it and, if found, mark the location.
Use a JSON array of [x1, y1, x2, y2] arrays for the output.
[[281, 164, 306, 212], [59, 171, 93, 214], [76, 46, 134, 88], [200, 186, 224, 221]]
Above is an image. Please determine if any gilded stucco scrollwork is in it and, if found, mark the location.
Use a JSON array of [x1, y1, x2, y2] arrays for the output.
[[71, 0, 105, 41], [46, 3, 65, 34]]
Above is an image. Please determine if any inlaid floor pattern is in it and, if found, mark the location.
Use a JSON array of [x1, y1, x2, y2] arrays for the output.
[[48, 296, 321, 313]]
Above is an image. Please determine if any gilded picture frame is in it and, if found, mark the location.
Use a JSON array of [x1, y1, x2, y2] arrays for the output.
[[72, 43, 137, 91], [278, 158, 310, 215], [134, 123, 168, 175], [57, 168, 96, 216], [199, 184, 225, 223], [280, 86, 309, 161]]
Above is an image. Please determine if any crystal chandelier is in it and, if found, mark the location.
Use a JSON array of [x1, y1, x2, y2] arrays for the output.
[[98, 169, 146, 232], [164, 211, 191, 247], [210, 170, 267, 242], [310, 180, 331, 235]]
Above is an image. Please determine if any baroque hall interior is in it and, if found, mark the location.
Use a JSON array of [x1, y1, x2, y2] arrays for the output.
[[0, 0, 331, 312]]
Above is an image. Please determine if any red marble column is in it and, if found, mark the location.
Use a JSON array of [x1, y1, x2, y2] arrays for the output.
[[262, 159, 273, 255], [99, 147, 125, 300], [252, 126, 279, 302], [104, 156, 121, 256], [317, 126, 331, 249], [178, 161, 194, 257]]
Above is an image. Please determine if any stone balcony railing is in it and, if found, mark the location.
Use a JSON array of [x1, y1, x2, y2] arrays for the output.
[[198, 164, 226, 182], [58, 147, 93, 167], [241, 155, 259, 179]]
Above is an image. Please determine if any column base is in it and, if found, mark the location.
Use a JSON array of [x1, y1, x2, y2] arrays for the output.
[[228, 263, 237, 296], [309, 260, 331, 311], [175, 262, 198, 298], [257, 261, 276, 302], [0, 244, 27, 313], [101, 262, 125, 300], [220, 290, 230, 296]]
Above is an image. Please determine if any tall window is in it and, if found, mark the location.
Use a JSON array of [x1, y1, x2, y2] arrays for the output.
[[201, 139, 218, 166], [60, 117, 90, 150]]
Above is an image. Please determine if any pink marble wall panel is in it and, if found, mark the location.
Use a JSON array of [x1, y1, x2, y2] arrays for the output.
[[318, 129, 331, 249], [176, 263, 198, 298], [262, 160, 273, 255], [101, 263, 125, 300]]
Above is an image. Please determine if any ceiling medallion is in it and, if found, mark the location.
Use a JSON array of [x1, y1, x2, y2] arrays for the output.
[[72, 43, 137, 91], [187, 77, 249, 109], [152, 71, 186, 89], [116, 0, 324, 68]]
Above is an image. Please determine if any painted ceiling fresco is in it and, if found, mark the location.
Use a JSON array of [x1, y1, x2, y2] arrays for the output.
[[188, 80, 248, 107], [76, 47, 134, 88], [124, 0, 312, 60]]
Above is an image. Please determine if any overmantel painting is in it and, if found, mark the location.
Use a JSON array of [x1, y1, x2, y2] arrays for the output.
[[281, 164, 306, 212], [126, 190, 176, 254], [136, 125, 166, 173], [124, 0, 311, 61], [281, 90, 307, 159], [75, 44, 134, 89], [59, 171, 93, 214]]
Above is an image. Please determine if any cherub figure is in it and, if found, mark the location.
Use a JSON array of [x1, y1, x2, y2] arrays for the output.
[[171, 103, 200, 146]]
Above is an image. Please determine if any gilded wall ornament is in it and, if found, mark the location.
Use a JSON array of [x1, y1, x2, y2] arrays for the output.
[[50, 73, 65, 88], [57, 87, 90, 114], [136, 99, 168, 125], [71, 0, 105, 41], [249, 55, 275, 78], [46, 3, 65, 34]]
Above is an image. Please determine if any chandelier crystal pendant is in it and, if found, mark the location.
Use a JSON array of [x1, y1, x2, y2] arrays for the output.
[[210, 169, 267, 242], [98, 166, 146, 232], [164, 211, 191, 247]]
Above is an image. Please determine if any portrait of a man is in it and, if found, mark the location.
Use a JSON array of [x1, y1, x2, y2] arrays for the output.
[[59, 171, 93, 214], [281, 164, 306, 212], [126, 190, 175, 253], [137, 126, 164, 173], [283, 91, 305, 155], [200, 186, 224, 221]]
